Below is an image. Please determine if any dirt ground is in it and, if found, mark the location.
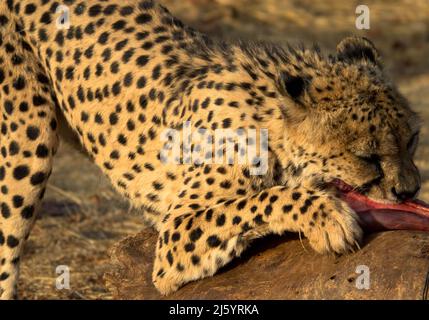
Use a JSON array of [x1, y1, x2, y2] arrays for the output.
[[17, 0, 429, 299]]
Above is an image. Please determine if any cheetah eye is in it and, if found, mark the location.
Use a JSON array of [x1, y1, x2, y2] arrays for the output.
[[407, 132, 419, 155], [356, 154, 381, 165], [356, 153, 384, 178]]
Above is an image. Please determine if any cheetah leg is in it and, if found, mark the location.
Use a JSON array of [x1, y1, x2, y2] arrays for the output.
[[0, 29, 59, 299], [152, 184, 363, 295]]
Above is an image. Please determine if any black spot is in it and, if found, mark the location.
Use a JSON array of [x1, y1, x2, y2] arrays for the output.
[[269, 195, 279, 203], [188, 203, 200, 210], [21, 205, 35, 219], [163, 230, 169, 245], [136, 55, 149, 66], [118, 134, 127, 145], [207, 235, 221, 247], [260, 197, 271, 211], [0, 166, 5, 181], [110, 61, 119, 73], [109, 113, 119, 125], [136, 13, 152, 24], [120, 6, 134, 16], [184, 243, 195, 252], [112, 82, 121, 96], [139, 1, 155, 10], [30, 172, 45, 185], [153, 181, 163, 190], [55, 31, 64, 46], [9, 141, 19, 155], [216, 214, 226, 226], [191, 255, 200, 265], [259, 192, 268, 202], [232, 216, 242, 225], [152, 64, 162, 80], [205, 209, 214, 222], [98, 32, 109, 44], [156, 268, 164, 277], [215, 98, 224, 106], [161, 44, 173, 55], [33, 95, 47, 107], [6, 235, 19, 248], [144, 163, 155, 171], [84, 22, 95, 34], [4, 100, 13, 115], [166, 250, 173, 266], [300, 198, 313, 214], [12, 195, 24, 208], [66, 64, 74, 80], [124, 73, 133, 87], [103, 4, 117, 15], [74, 3, 86, 15], [189, 227, 203, 242], [81, 111, 89, 122], [254, 214, 264, 225], [0, 272, 9, 281], [25, 4, 37, 14], [115, 39, 128, 51], [88, 4, 102, 16], [281, 72, 307, 99], [237, 200, 247, 210], [122, 49, 135, 63], [142, 41, 154, 50], [282, 204, 293, 213], [13, 165, 29, 180], [220, 181, 232, 189], [217, 167, 227, 174], [50, 119, 57, 131], [26, 126, 40, 140], [13, 76, 26, 90], [171, 232, 180, 242], [1, 202, 11, 218], [222, 118, 232, 128], [137, 76, 147, 88], [292, 192, 301, 200], [40, 12, 52, 24], [18, 102, 29, 112]]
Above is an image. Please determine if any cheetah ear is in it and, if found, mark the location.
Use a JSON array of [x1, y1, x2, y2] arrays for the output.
[[279, 71, 309, 101], [336, 37, 382, 68]]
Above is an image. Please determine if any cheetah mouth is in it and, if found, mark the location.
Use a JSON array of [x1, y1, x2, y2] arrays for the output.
[[332, 179, 429, 232]]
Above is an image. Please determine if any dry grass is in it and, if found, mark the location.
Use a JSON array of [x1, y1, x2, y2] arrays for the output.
[[18, 143, 144, 300]]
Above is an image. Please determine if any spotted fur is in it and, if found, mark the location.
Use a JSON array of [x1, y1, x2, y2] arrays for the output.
[[0, 0, 420, 299]]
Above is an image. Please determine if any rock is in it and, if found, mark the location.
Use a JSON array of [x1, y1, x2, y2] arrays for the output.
[[104, 229, 429, 299]]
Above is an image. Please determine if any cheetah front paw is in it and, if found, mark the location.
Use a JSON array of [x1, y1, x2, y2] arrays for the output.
[[304, 195, 363, 254], [152, 274, 180, 296]]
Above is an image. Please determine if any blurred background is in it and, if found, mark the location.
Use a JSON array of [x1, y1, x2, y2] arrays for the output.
[[19, 0, 429, 299]]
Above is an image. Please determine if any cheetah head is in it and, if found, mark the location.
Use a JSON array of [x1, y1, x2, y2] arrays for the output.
[[278, 37, 421, 204]]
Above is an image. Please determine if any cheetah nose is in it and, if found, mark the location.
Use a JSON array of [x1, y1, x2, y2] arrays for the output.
[[391, 186, 420, 202]]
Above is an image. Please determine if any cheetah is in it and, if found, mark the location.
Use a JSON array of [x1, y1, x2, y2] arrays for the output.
[[0, 0, 422, 299]]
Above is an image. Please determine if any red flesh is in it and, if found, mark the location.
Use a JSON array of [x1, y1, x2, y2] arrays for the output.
[[333, 180, 429, 232]]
